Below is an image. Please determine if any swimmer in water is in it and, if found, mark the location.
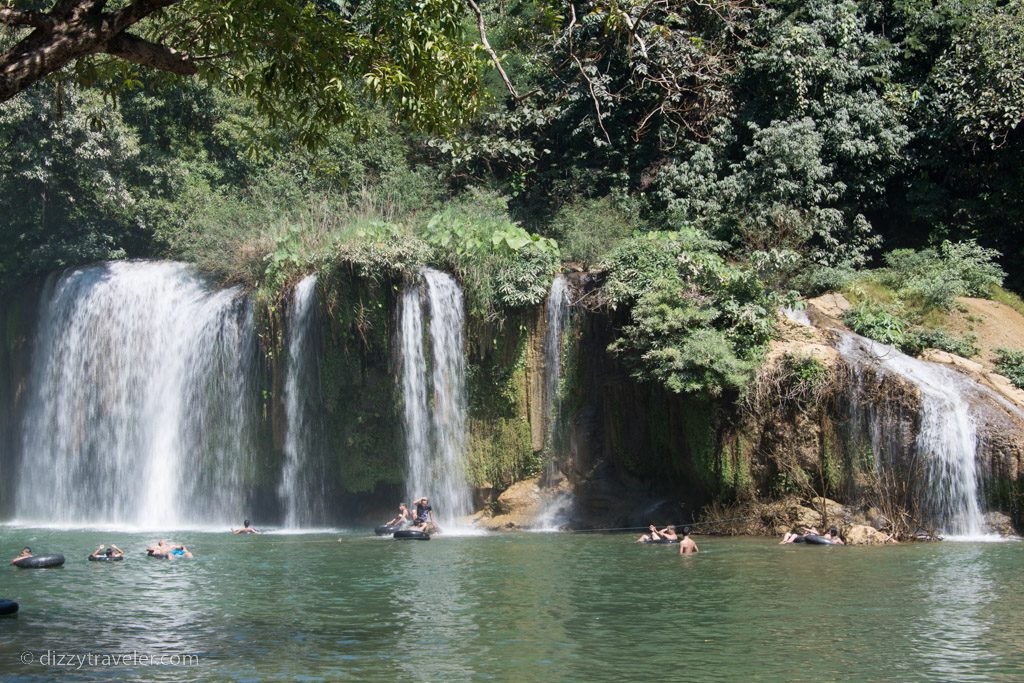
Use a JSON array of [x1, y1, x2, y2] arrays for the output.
[[90, 544, 124, 559], [9, 547, 31, 565], [232, 519, 261, 535]]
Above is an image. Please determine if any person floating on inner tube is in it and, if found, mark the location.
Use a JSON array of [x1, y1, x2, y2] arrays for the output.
[[232, 519, 261, 535], [824, 527, 845, 545], [636, 524, 678, 543], [146, 539, 172, 559], [385, 503, 411, 529], [9, 547, 31, 565], [780, 526, 819, 544], [90, 544, 124, 559], [678, 527, 699, 555], [411, 497, 435, 532], [169, 545, 193, 559]]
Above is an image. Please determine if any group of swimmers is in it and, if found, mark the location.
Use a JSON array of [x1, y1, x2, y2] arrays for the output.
[[383, 497, 436, 532], [636, 524, 699, 554], [8, 541, 192, 564]]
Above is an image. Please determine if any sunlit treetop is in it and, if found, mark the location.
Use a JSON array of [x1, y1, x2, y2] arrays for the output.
[[0, 0, 486, 143]]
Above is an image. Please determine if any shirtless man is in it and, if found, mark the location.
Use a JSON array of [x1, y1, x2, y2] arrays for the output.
[[678, 527, 699, 555], [232, 519, 260, 535], [9, 547, 31, 565], [147, 539, 172, 559], [385, 504, 411, 528], [824, 527, 845, 545]]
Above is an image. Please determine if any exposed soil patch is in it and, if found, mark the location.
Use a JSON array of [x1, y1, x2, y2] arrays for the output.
[[944, 297, 1024, 369]]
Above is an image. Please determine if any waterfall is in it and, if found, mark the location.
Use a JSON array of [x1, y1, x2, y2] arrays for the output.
[[401, 268, 471, 526], [781, 306, 811, 326], [279, 275, 326, 528], [543, 274, 570, 440], [837, 332, 988, 538], [15, 261, 259, 528]]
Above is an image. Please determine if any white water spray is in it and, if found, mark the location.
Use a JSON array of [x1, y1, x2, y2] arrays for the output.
[[543, 275, 570, 439], [15, 261, 259, 528], [279, 275, 326, 528], [401, 269, 472, 526], [838, 332, 989, 538]]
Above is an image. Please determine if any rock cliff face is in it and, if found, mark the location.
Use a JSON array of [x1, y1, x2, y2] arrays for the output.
[[501, 293, 1024, 535], [3, 265, 1022, 533]]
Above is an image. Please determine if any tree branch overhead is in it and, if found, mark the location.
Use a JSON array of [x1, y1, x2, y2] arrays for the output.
[[0, 0, 190, 102]]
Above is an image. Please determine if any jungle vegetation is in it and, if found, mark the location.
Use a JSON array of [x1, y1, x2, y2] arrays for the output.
[[1, 0, 1022, 396]]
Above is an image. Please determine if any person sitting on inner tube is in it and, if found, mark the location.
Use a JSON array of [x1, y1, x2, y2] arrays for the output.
[[9, 547, 31, 565], [636, 524, 678, 543], [411, 497, 435, 532], [146, 539, 172, 559], [385, 504, 411, 529], [780, 526, 819, 544], [90, 544, 124, 559], [169, 545, 193, 559], [232, 519, 261, 535]]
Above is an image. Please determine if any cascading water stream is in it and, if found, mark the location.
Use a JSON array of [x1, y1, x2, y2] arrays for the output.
[[401, 268, 472, 527], [279, 275, 327, 528], [14, 261, 259, 528], [837, 332, 988, 538], [535, 274, 574, 529], [543, 274, 570, 440]]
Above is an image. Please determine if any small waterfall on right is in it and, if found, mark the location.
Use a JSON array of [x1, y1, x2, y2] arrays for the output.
[[837, 332, 988, 538], [400, 268, 472, 527], [279, 275, 326, 528]]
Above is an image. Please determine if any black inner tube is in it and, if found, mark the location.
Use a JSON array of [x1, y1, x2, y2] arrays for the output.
[[0, 599, 18, 616], [13, 553, 65, 569], [393, 529, 430, 540], [802, 534, 837, 546], [88, 554, 124, 562]]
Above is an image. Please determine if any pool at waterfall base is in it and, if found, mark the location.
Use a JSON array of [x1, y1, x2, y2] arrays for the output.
[[2, 529, 1023, 681]]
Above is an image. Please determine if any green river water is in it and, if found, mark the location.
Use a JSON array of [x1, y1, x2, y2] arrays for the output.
[[1, 529, 1022, 681]]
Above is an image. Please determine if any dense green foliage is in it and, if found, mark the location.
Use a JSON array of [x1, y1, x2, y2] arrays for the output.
[[878, 240, 1006, 310], [2, 0, 1023, 400], [1, 0, 483, 143], [602, 234, 794, 396], [423, 189, 559, 320]]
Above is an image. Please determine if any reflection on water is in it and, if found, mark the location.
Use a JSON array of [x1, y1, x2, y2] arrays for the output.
[[916, 546, 995, 681], [2, 531, 1023, 681]]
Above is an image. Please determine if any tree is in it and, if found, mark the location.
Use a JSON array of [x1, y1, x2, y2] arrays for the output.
[[428, 0, 752, 222], [0, 0, 483, 141], [0, 81, 142, 286], [654, 0, 907, 289]]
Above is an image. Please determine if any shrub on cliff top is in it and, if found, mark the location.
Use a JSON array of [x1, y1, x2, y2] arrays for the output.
[[422, 188, 559, 319], [602, 231, 794, 396], [879, 240, 1005, 310]]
